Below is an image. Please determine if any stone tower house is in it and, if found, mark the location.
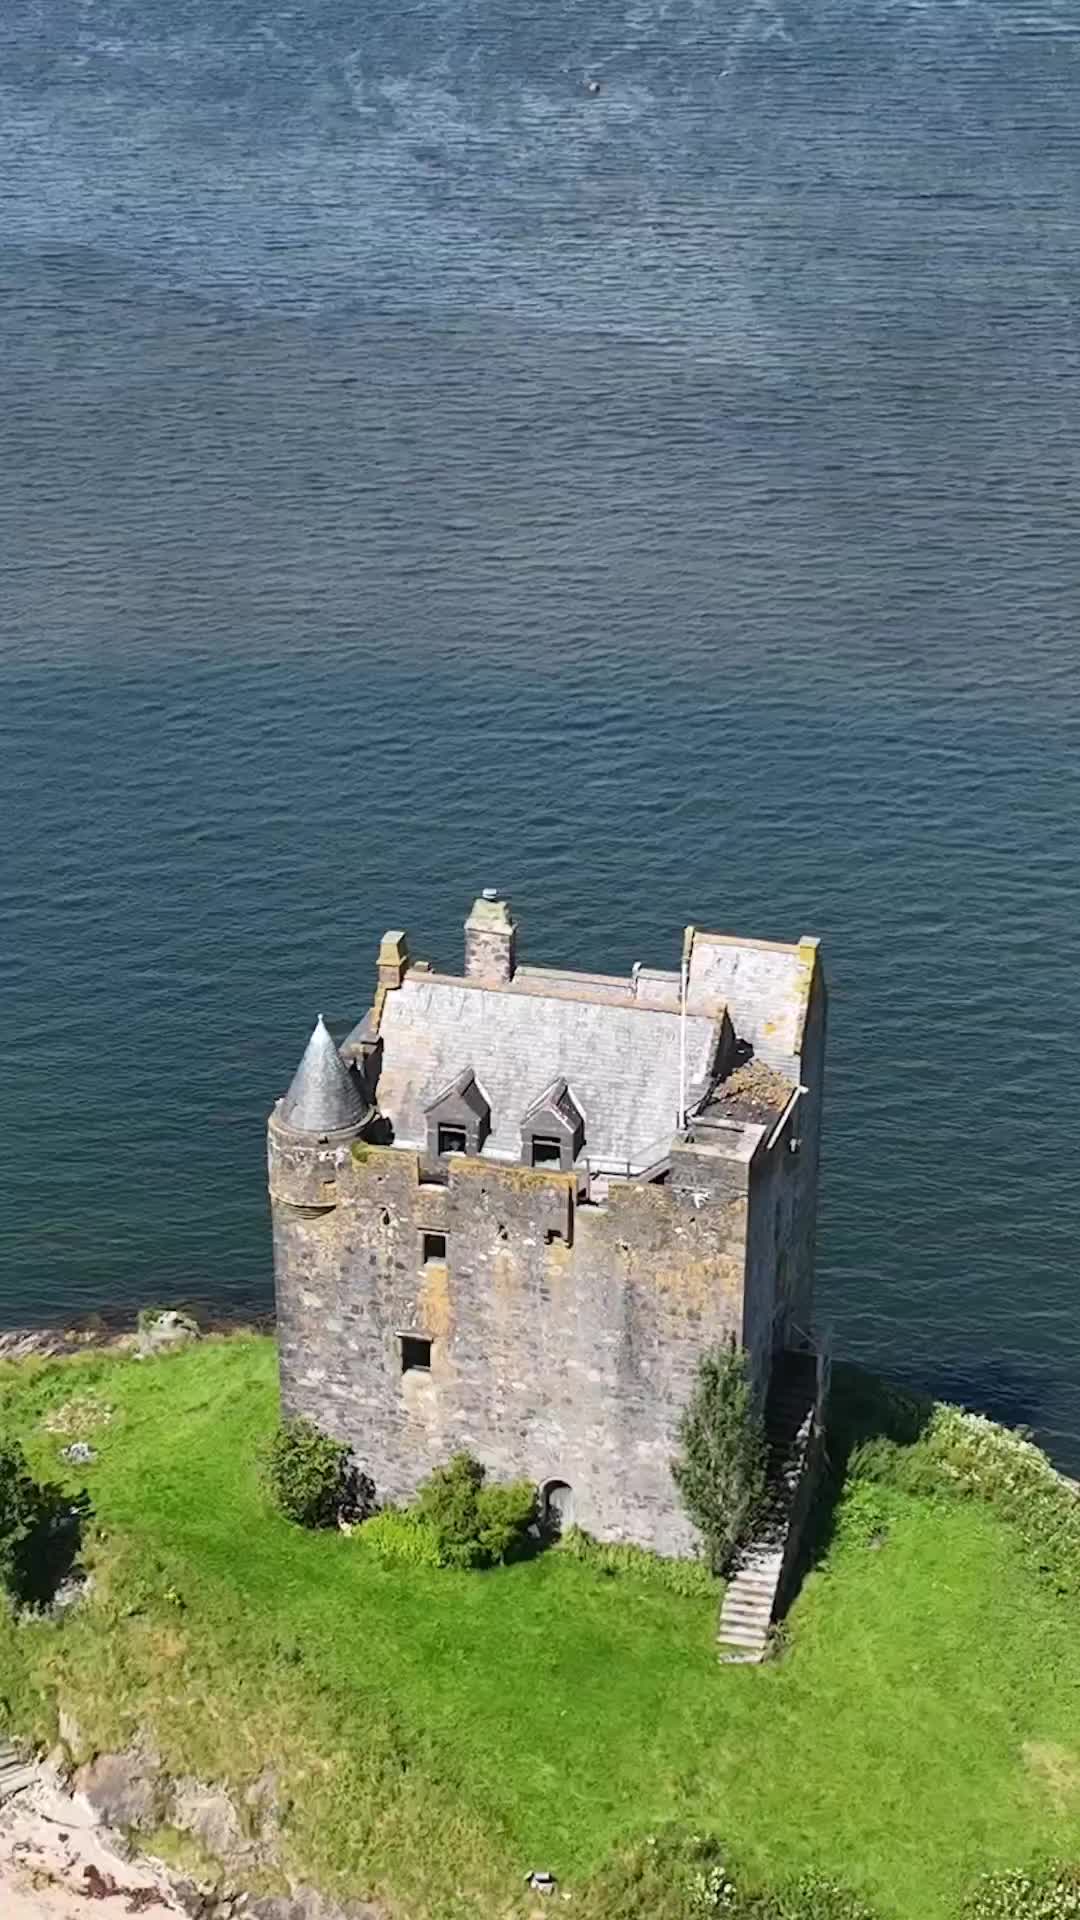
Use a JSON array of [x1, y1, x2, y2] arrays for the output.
[[269, 896, 826, 1557]]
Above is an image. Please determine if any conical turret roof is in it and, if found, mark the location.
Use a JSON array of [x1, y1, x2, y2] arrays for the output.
[[280, 1016, 369, 1135]]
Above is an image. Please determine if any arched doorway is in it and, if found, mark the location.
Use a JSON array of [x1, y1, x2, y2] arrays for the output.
[[541, 1479, 575, 1535]]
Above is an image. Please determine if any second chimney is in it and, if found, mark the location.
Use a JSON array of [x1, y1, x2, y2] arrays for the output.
[[464, 890, 517, 985]]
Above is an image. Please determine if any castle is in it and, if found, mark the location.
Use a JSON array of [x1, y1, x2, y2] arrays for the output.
[[269, 895, 826, 1557]]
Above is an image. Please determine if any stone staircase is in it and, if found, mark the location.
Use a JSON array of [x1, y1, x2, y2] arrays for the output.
[[0, 1740, 36, 1805], [717, 1349, 820, 1664]]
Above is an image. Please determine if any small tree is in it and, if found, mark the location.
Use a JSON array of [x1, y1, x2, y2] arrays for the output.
[[672, 1340, 767, 1572], [262, 1417, 372, 1528]]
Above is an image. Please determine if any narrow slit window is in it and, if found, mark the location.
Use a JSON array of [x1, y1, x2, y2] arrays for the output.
[[400, 1335, 432, 1374], [530, 1135, 562, 1167], [422, 1231, 447, 1265], [437, 1124, 467, 1157]]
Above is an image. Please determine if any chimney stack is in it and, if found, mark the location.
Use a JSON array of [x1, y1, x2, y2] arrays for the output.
[[464, 890, 517, 986], [377, 929, 409, 990]]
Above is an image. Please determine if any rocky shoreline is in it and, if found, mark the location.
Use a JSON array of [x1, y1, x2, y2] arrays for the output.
[[0, 1311, 274, 1365], [0, 1746, 378, 1920], [0, 1750, 185, 1920]]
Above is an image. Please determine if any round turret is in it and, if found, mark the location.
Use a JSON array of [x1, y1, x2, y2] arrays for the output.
[[269, 1015, 374, 1208], [279, 1014, 370, 1135]]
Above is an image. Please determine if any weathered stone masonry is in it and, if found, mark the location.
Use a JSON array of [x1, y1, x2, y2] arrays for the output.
[[269, 897, 826, 1559]]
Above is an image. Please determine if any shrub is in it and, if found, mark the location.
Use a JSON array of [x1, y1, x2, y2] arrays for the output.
[[583, 1826, 733, 1920], [581, 1832, 881, 1920], [415, 1449, 484, 1562], [261, 1417, 373, 1529], [832, 1480, 892, 1550], [764, 1875, 879, 1920], [414, 1452, 536, 1568], [360, 1507, 442, 1568], [849, 1402, 1080, 1599], [672, 1340, 768, 1573], [559, 1525, 717, 1599], [136, 1306, 198, 1334], [689, 1860, 739, 1913], [473, 1477, 538, 1563], [962, 1867, 1080, 1920]]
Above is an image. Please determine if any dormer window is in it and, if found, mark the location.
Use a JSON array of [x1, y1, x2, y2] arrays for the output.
[[520, 1079, 585, 1172], [425, 1067, 491, 1162]]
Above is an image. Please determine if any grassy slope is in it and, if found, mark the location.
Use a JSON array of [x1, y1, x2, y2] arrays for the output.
[[1, 1336, 1078, 1919]]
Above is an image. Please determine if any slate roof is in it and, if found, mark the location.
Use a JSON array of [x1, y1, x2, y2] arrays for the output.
[[375, 975, 721, 1170], [280, 1015, 370, 1135]]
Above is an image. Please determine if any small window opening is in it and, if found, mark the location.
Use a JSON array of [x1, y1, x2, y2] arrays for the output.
[[380, 1207, 391, 1227], [530, 1135, 562, 1167], [437, 1125, 467, 1157], [400, 1335, 432, 1374], [422, 1231, 447, 1264]]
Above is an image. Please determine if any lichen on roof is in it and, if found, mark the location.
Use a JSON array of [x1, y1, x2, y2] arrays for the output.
[[709, 1057, 794, 1122]]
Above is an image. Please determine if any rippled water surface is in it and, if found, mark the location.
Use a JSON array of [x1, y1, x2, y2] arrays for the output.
[[2, 0, 1079, 1456]]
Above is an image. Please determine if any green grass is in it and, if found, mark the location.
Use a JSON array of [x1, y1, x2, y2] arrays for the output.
[[0, 1337, 1078, 1920]]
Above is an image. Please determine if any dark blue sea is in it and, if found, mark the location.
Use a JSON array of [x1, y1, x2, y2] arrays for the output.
[[2, 0, 1078, 1459]]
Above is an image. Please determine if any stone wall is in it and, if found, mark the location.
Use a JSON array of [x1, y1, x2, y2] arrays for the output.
[[789, 963, 827, 1337], [271, 1136, 751, 1558], [739, 958, 828, 1393], [268, 943, 826, 1561]]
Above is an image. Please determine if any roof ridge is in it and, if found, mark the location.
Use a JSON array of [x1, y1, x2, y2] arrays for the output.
[[404, 972, 715, 1019], [693, 930, 804, 955], [521, 1074, 569, 1119]]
